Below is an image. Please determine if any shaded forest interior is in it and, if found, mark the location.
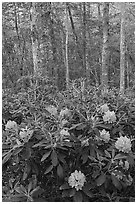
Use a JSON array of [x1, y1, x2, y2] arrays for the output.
[[2, 2, 135, 92]]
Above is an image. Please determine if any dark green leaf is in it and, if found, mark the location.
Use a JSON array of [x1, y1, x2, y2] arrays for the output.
[[2, 152, 12, 164], [69, 188, 76, 197], [15, 185, 27, 194], [57, 164, 64, 178], [73, 191, 83, 202], [44, 165, 53, 174], [23, 163, 31, 181], [76, 123, 87, 130], [111, 174, 122, 190], [96, 173, 106, 186], [95, 123, 112, 130], [41, 150, 51, 162], [60, 183, 70, 190], [104, 150, 111, 158], [114, 153, 127, 160], [51, 150, 58, 166], [83, 187, 93, 198], [81, 153, 88, 164], [13, 147, 23, 155]]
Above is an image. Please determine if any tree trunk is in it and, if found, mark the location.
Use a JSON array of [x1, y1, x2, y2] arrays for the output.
[[82, 2, 87, 78], [101, 3, 109, 93], [65, 3, 69, 89], [30, 2, 38, 76], [120, 3, 126, 94], [49, 3, 58, 87]]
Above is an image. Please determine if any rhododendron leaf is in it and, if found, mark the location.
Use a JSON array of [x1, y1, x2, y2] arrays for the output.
[[73, 191, 83, 202], [69, 188, 76, 197], [114, 153, 127, 160], [13, 147, 23, 155], [2, 152, 12, 164], [51, 150, 58, 166], [69, 123, 83, 130], [62, 189, 70, 197], [83, 183, 94, 197], [104, 150, 111, 158], [44, 165, 53, 174], [15, 185, 27, 194], [60, 183, 70, 190], [111, 174, 122, 190], [95, 123, 112, 130], [57, 164, 64, 178], [23, 163, 31, 181], [41, 150, 51, 162], [96, 173, 106, 186], [126, 154, 135, 166], [76, 123, 87, 130], [83, 188, 93, 198], [81, 153, 88, 164]]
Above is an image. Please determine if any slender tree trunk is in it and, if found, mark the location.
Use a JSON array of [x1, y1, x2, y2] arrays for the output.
[[120, 3, 126, 94], [49, 3, 58, 87], [83, 2, 87, 78], [101, 3, 109, 93], [65, 3, 69, 89], [14, 3, 24, 76], [30, 2, 38, 76], [67, 3, 83, 65]]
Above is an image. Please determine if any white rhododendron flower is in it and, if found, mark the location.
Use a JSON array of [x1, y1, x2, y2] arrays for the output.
[[68, 170, 86, 191], [5, 120, 18, 132], [119, 160, 124, 166], [60, 108, 70, 118], [124, 161, 130, 170], [60, 129, 70, 136], [81, 138, 89, 147], [19, 128, 33, 141], [115, 136, 131, 153], [103, 110, 116, 123], [46, 105, 57, 116], [99, 129, 110, 143], [61, 119, 68, 126], [100, 104, 109, 113]]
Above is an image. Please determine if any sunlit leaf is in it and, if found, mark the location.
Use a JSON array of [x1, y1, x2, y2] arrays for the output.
[[44, 165, 53, 174], [41, 150, 51, 162], [96, 173, 106, 186]]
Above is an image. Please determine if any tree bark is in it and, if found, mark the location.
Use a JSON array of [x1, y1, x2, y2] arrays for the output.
[[65, 3, 69, 89], [30, 2, 38, 76], [82, 2, 87, 78], [67, 3, 83, 65], [49, 3, 58, 87], [120, 3, 126, 94], [101, 3, 109, 93]]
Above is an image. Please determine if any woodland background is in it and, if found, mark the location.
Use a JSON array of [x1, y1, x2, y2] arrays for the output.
[[2, 2, 135, 91]]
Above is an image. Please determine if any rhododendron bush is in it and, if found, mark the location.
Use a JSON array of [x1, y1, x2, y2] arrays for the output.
[[2, 81, 135, 202]]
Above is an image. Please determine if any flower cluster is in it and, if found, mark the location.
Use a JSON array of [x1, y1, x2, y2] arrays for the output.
[[5, 120, 18, 132], [100, 104, 109, 113], [46, 105, 57, 116], [19, 128, 33, 142], [60, 129, 70, 136], [68, 170, 86, 191], [115, 136, 132, 153], [103, 110, 116, 123], [81, 138, 89, 147], [99, 129, 110, 143], [60, 108, 70, 118]]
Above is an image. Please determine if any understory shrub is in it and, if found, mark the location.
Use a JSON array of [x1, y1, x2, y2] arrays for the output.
[[2, 79, 135, 202]]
